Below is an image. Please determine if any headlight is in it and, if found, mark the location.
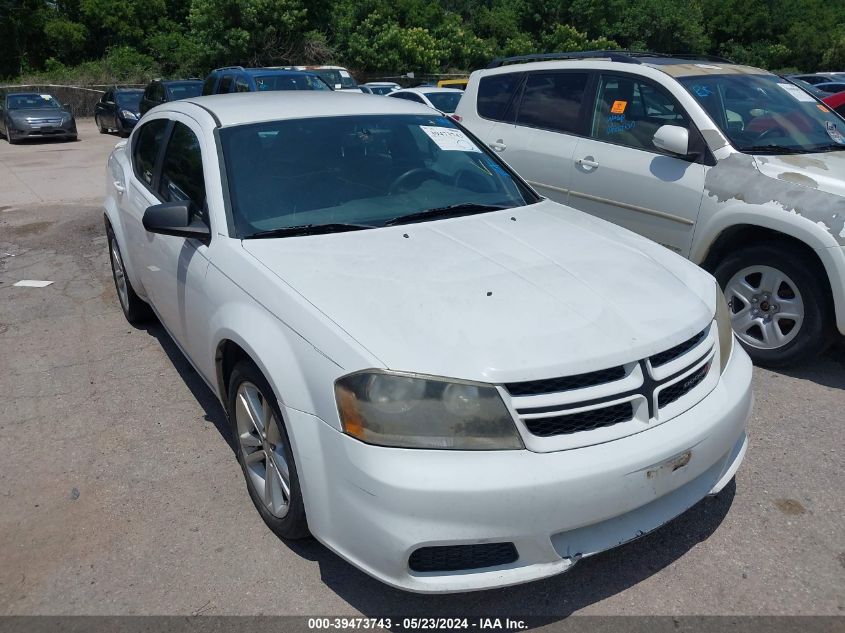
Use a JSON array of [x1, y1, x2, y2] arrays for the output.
[[120, 110, 138, 120], [715, 284, 734, 374], [335, 371, 523, 450]]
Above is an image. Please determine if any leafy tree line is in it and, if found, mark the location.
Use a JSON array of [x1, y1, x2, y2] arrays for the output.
[[2, 0, 844, 83]]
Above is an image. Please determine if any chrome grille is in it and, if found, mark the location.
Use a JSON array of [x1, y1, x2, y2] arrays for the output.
[[26, 117, 62, 125]]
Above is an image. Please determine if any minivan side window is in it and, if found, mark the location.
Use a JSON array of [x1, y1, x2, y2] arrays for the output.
[[133, 119, 169, 188], [202, 75, 216, 95], [516, 72, 589, 134], [235, 76, 250, 92], [158, 122, 207, 216], [590, 74, 689, 152], [477, 72, 523, 122], [218, 75, 235, 94]]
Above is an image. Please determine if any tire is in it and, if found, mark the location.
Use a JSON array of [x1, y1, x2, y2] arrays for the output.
[[97, 116, 107, 134], [228, 360, 310, 540], [8, 132, 18, 144], [106, 225, 152, 323], [713, 242, 834, 367]]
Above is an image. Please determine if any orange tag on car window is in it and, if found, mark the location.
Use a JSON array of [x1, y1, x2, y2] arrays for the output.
[[611, 100, 627, 114], [818, 104, 830, 113]]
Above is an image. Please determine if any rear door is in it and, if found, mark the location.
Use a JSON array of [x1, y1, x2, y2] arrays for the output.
[[502, 69, 592, 204], [568, 73, 706, 256]]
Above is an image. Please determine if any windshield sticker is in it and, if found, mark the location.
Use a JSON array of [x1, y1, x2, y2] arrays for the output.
[[419, 125, 481, 152], [817, 104, 830, 113], [607, 114, 635, 134], [610, 100, 627, 114], [691, 84, 711, 98], [825, 121, 845, 144], [40, 94, 52, 100], [339, 70, 351, 78], [777, 82, 815, 102]]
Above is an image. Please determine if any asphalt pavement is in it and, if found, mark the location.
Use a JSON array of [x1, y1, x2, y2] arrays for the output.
[[0, 119, 843, 617]]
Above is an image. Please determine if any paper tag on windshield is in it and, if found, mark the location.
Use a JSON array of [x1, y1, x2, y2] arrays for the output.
[[419, 126, 481, 152], [40, 94, 52, 100], [777, 83, 815, 102], [339, 70, 351, 78]]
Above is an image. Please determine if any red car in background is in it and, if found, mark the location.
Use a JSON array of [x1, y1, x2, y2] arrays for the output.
[[823, 91, 845, 117]]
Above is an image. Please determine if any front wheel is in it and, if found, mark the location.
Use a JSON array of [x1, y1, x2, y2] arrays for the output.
[[228, 360, 310, 540], [97, 116, 107, 134], [107, 226, 152, 323], [713, 243, 834, 367]]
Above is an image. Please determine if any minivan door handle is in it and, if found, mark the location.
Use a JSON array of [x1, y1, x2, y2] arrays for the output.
[[576, 156, 599, 169], [489, 139, 507, 152]]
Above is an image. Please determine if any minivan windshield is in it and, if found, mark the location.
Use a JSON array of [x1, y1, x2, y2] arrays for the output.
[[679, 73, 845, 154], [220, 114, 535, 237]]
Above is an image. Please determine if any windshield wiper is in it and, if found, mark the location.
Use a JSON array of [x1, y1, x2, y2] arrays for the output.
[[810, 143, 845, 153], [242, 223, 374, 239], [384, 203, 510, 226]]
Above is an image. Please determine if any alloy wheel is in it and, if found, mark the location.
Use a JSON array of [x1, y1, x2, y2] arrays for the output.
[[724, 265, 805, 350], [235, 382, 291, 518], [109, 240, 129, 312]]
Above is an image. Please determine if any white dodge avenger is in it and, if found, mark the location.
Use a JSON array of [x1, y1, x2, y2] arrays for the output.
[[104, 92, 752, 593]]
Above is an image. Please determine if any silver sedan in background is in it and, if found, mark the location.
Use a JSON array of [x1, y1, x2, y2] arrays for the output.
[[0, 92, 77, 144]]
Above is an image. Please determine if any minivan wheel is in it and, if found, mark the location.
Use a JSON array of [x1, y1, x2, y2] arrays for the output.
[[713, 243, 833, 367], [228, 361, 310, 540], [107, 226, 152, 323]]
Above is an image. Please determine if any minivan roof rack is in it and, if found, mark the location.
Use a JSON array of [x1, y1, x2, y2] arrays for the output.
[[486, 50, 734, 69], [214, 65, 245, 72]]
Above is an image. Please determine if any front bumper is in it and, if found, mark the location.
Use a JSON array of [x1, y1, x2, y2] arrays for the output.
[[286, 345, 753, 593], [10, 121, 76, 139]]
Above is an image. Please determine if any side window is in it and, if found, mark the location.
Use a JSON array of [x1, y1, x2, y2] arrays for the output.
[[104, 90, 114, 103], [591, 74, 689, 152], [133, 119, 169, 188], [235, 76, 250, 92], [203, 75, 216, 95], [477, 72, 523, 122], [218, 75, 234, 94], [516, 71, 588, 134], [154, 83, 165, 102], [158, 122, 207, 216]]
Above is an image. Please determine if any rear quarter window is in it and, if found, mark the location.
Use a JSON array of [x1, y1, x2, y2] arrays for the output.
[[477, 72, 523, 122], [516, 72, 589, 134]]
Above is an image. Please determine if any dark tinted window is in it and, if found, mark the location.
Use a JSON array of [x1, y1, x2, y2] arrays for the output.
[[424, 91, 462, 113], [254, 74, 331, 91], [166, 82, 202, 100], [235, 76, 250, 92], [391, 92, 425, 103], [202, 75, 216, 95], [477, 72, 523, 122], [218, 75, 235, 94], [133, 119, 169, 187], [159, 122, 206, 212], [517, 72, 588, 134]]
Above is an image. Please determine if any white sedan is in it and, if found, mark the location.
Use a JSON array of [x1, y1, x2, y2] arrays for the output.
[[104, 92, 752, 593], [388, 86, 464, 116]]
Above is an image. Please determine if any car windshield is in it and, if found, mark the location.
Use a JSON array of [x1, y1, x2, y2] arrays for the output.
[[220, 114, 535, 237], [679, 73, 845, 153], [166, 82, 203, 99], [116, 91, 142, 108], [313, 69, 358, 90], [7, 94, 60, 109], [424, 92, 462, 113], [254, 74, 331, 91], [370, 86, 397, 95]]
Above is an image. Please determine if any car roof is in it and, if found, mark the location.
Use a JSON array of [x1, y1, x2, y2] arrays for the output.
[[482, 51, 769, 79], [394, 87, 463, 94], [177, 91, 439, 127], [211, 67, 314, 77], [5, 92, 53, 98], [161, 79, 202, 85], [115, 88, 143, 93]]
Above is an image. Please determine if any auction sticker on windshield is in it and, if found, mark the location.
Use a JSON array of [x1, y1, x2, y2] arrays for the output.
[[777, 83, 815, 102], [420, 126, 481, 152]]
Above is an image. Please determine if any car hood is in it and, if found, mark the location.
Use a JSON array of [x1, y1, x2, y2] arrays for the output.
[[9, 108, 67, 119], [754, 151, 845, 198], [241, 201, 715, 382]]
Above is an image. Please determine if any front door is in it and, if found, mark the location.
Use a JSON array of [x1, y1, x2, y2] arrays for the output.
[[568, 73, 706, 256]]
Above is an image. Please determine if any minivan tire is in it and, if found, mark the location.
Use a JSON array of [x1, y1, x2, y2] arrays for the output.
[[712, 243, 834, 367], [228, 360, 310, 541]]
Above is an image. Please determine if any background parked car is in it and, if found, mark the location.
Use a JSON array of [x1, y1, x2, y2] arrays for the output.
[[95, 88, 143, 137], [362, 82, 401, 95], [813, 82, 845, 95], [388, 87, 463, 116], [437, 78, 469, 90], [823, 91, 845, 116], [140, 79, 204, 115], [457, 51, 845, 366], [291, 65, 361, 91], [202, 67, 332, 95], [790, 72, 845, 85], [0, 92, 77, 143]]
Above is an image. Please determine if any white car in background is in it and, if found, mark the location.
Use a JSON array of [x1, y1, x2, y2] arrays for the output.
[[362, 81, 402, 95], [389, 87, 464, 117], [457, 51, 845, 367], [103, 92, 751, 593]]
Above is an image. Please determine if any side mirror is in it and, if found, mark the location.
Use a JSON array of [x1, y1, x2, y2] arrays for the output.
[[652, 125, 690, 156], [143, 201, 210, 242]]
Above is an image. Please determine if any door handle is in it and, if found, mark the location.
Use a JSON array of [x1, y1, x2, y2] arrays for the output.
[[113, 181, 125, 194], [489, 139, 507, 152], [576, 157, 599, 169]]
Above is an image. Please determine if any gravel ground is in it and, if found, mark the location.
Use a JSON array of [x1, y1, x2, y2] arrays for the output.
[[0, 119, 842, 618]]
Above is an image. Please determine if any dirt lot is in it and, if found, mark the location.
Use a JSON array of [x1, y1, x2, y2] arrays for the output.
[[0, 119, 843, 617]]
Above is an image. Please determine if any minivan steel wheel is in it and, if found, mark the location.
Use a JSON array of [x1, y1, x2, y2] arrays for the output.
[[725, 265, 804, 350], [235, 381, 291, 519]]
